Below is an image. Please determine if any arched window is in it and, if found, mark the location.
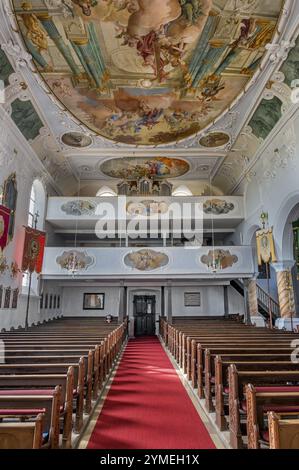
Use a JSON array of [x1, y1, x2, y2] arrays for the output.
[[172, 185, 193, 197], [28, 184, 36, 228], [28, 180, 46, 229], [96, 186, 116, 197]]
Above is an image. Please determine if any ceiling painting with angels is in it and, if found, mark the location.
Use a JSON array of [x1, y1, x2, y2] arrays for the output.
[[13, 0, 284, 145]]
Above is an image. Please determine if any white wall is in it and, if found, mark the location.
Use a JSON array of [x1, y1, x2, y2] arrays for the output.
[[171, 286, 226, 316], [62, 286, 120, 317], [0, 108, 57, 330], [233, 109, 299, 314], [227, 286, 245, 315], [39, 281, 63, 324], [60, 283, 243, 323], [170, 285, 244, 316]]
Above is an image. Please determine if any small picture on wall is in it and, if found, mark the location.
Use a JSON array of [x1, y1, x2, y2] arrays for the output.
[[184, 292, 201, 307], [83, 293, 105, 310]]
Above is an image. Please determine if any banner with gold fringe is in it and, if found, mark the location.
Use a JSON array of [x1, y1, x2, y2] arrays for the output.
[[0, 205, 11, 251], [22, 227, 46, 273], [256, 227, 277, 266]]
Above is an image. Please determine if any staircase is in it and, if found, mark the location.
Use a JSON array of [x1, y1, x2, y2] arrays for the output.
[[231, 280, 280, 322]]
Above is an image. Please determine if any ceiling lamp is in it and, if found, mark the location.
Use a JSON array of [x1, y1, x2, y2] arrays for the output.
[[207, 250, 223, 274], [207, 176, 221, 274], [65, 251, 83, 278], [66, 175, 82, 277]]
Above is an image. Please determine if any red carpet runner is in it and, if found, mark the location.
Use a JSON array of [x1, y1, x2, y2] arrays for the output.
[[87, 337, 216, 449]]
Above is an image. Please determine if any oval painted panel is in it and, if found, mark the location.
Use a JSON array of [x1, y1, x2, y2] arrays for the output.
[[199, 132, 230, 148], [61, 132, 92, 148], [100, 157, 189, 179], [124, 249, 169, 271]]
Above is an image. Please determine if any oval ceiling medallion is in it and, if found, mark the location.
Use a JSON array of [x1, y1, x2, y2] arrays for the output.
[[61, 132, 92, 148], [199, 132, 230, 148], [13, 2, 283, 145], [100, 157, 189, 179]]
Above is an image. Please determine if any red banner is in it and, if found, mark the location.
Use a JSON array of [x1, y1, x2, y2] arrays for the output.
[[0, 205, 11, 251], [22, 227, 46, 273]]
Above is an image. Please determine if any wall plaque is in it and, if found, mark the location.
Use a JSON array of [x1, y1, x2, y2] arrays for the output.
[[184, 292, 201, 307]]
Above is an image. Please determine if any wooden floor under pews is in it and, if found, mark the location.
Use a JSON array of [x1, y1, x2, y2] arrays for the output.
[[160, 316, 299, 450], [0, 317, 128, 449]]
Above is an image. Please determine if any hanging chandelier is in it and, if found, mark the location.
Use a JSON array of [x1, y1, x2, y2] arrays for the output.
[[207, 250, 223, 273], [66, 173, 82, 277], [65, 251, 82, 278], [207, 174, 222, 274]]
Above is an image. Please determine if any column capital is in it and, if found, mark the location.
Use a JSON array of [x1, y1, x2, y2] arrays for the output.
[[271, 260, 295, 272]]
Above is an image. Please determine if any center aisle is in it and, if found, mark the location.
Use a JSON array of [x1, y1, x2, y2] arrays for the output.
[[87, 337, 216, 449]]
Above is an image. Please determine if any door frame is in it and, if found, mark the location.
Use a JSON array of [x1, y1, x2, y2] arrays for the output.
[[133, 295, 156, 337], [128, 288, 161, 337]]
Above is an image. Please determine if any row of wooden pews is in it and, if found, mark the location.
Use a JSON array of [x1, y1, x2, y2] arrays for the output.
[[160, 316, 299, 449], [0, 316, 128, 449]]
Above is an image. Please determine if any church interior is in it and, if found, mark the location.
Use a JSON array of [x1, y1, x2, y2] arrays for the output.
[[1, 0, 299, 452]]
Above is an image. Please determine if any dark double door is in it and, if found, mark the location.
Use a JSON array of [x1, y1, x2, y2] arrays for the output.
[[133, 295, 156, 337]]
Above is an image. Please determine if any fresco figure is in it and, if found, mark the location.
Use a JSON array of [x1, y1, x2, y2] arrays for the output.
[[13, 0, 282, 145], [71, 0, 98, 16]]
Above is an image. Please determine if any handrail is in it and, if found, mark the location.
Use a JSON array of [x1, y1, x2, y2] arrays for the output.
[[231, 279, 280, 319], [256, 284, 280, 318]]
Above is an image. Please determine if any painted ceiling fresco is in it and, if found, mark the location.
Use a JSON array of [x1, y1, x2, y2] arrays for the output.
[[12, 0, 283, 145], [100, 156, 189, 179]]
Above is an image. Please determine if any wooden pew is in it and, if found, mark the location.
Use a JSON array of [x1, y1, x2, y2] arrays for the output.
[[0, 413, 44, 449], [197, 344, 294, 399], [246, 384, 299, 449], [217, 359, 299, 432], [206, 352, 294, 413], [0, 318, 127, 449], [0, 385, 61, 448], [2, 352, 94, 413], [211, 352, 294, 429], [0, 368, 74, 448], [0, 361, 84, 434], [228, 366, 299, 449], [184, 330, 296, 376], [196, 341, 295, 399], [189, 335, 297, 380], [268, 411, 299, 449]]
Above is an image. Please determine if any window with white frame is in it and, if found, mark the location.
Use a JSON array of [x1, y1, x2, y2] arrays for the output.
[[28, 184, 36, 228]]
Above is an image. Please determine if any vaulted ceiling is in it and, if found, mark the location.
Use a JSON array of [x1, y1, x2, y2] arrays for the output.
[[0, 0, 299, 195]]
